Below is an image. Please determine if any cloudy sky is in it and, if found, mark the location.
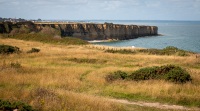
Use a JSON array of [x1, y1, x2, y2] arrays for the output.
[[1, 0, 200, 20]]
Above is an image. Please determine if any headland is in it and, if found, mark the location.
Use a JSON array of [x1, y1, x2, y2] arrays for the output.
[[0, 21, 158, 40]]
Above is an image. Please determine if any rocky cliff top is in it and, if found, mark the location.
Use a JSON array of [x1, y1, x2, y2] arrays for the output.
[[0, 21, 158, 40]]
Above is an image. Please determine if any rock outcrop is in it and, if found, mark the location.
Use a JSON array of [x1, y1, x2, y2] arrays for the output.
[[0, 22, 158, 40]]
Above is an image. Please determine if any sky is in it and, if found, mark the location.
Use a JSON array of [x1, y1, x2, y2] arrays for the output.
[[0, 0, 200, 21]]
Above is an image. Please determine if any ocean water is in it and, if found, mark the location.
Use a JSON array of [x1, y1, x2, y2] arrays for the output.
[[89, 20, 200, 53]]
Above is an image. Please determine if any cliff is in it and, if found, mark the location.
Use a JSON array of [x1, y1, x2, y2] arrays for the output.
[[0, 22, 158, 40]]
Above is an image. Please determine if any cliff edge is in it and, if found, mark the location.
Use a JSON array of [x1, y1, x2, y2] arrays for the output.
[[0, 22, 158, 40]]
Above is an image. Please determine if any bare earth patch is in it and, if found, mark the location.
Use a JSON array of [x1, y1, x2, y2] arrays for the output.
[[108, 98, 200, 111]]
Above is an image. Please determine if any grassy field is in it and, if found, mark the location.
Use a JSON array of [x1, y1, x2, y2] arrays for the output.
[[0, 36, 200, 110]]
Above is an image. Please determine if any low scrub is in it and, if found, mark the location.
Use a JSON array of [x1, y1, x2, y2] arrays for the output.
[[106, 65, 192, 83], [105, 46, 192, 56], [10, 61, 22, 68], [1, 61, 22, 70], [0, 44, 20, 54], [130, 65, 192, 83], [105, 49, 136, 54], [138, 46, 191, 56], [106, 70, 128, 82], [68, 58, 107, 64], [0, 99, 34, 111], [27, 48, 40, 53]]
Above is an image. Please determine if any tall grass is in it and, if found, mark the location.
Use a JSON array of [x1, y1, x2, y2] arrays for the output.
[[0, 38, 200, 110], [1, 33, 88, 45]]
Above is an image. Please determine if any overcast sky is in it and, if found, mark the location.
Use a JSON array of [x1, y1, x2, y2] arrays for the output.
[[1, 0, 200, 20]]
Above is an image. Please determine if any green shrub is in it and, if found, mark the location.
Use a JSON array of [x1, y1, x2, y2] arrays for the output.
[[27, 48, 40, 53], [106, 65, 192, 83], [129, 65, 192, 83], [138, 46, 191, 56], [105, 49, 136, 54], [165, 67, 192, 83], [129, 67, 159, 80], [106, 70, 128, 82], [0, 99, 34, 111], [0, 44, 20, 54]]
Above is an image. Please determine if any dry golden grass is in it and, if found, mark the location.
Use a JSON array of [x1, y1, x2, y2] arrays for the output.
[[0, 38, 200, 110]]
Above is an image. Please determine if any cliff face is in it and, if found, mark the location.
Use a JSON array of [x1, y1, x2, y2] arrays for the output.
[[0, 22, 158, 40]]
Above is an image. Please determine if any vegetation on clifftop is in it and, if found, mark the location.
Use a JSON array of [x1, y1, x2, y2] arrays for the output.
[[1, 33, 88, 45]]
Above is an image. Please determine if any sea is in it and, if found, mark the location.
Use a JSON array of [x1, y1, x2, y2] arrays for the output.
[[85, 20, 200, 53]]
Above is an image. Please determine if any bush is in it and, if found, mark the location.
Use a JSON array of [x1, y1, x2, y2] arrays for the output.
[[106, 70, 128, 82], [0, 44, 20, 54], [165, 67, 192, 83], [138, 46, 191, 56], [27, 48, 40, 53], [0, 99, 34, 111], [106, 65, 192, 83], [105, 49, 136, 54], [129, 65, 192, 83], [129, 67, 159, 80]]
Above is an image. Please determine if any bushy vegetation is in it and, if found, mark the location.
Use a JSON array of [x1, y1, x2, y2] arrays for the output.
[[2, 33, 88, 45], [138, 46, 191, 56], [106, 65, 192, 83], [0, 44, 20, 54], [10, 61, 22, 68], [130, 65, 192, 83], [68, 58, 107, 64], [106, 70, 128, 82], [27, 48, 40, 53], [0, 99, 34, 111], [105, 46, 192, 56], [105, 49, 136, 54], [164, 67, 192, 83]]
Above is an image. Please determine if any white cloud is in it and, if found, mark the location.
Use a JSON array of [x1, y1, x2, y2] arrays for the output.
[[1, 0, 200, 20]]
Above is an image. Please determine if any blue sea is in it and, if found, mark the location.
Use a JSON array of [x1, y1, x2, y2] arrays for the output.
[[88, 20, 200, 53]]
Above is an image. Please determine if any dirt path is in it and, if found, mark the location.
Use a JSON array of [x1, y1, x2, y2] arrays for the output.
[[107, 98, 199, 111]]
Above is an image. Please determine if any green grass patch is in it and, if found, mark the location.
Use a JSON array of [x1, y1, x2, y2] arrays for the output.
[[103, 91, 200, 107], [1, 33, 88, 45]]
